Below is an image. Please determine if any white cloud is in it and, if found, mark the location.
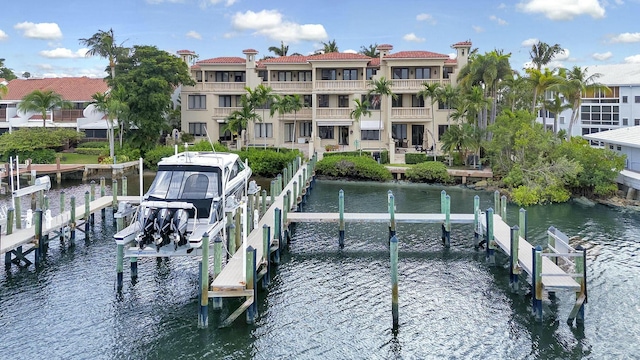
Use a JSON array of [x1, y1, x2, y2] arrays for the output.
[[448, 53, 457, 59], [39, 48, 89, 59], [343, 49, 358, 54], [472, 25, 485, 33], [231, 10, 327, 42], [204, 0, 237, 6], [592, 51, 613, 61], [490, 15, 508, 25], [553, 48, 570, 61], [416, 13, 436, 24], [186, 31, 202, 40], [14, 22, 62, 40], [403, 33, 425, 42], [625, 54, 640, 63], [521, 38, 539, 46], [0, 30, 8, 41], [610, 32, 640, 43], [146, 0, 185, 3], [498, 3, 507, 9], [517, 0, 605, 20], [223, 32, 236, 39]]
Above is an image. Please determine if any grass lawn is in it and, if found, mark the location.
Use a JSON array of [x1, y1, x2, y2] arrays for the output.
[[56, 152, 100, 164]]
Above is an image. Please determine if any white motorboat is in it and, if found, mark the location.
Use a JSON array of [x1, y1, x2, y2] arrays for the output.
[[114, 151, 251, 254]]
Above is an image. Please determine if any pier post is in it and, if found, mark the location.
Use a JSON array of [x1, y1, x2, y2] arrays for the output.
[[38, 190, 44, 210], [298, 174, 303, 205], [494, 191, 499, 215], [245, 246, 257, 324], [261, 189, 267, 215], [198, 233, 210, 328], [100, 177, 106, 219], [90, 180, 96, 226], [443, 195, 451, 247], [247, 195, 254, 233], [43, 195, 49, 211], [283, 191, 291, 248], [130, 257, 138, 280], [228, 222, 236, 258], [14, 196, 22, 230], [273, 208, 281, 265], [440, 190, 446, 214], [473, 195, 481, 248], [262, 225, 271, 289], [532, 245, 543, 322], [486, 208, 495, 265], [70, 196, 76, 244], [60, 191, 65, 213], [575, 245, 587, 324], [339, 190, 345, 248], [235, 207, 242, 251], [278, 174, 283, 195], [5, 208, 14, 268], [388, 191, 396, 241], [390, 235, 399, 330], [293, 181, 298, 212], [283, 168, 288, 187], [122, 176, 127, 196], [510, 226, 520, 292], [519, 208, 527, 240], [270, 180, 276, 206], [112, 179, 118, 211], [116, 244, 124, 290], [84, 191, 90, 234], [212, 236, 223, 309], [500, 195, 507, 220], [34, 209, 43, 266]]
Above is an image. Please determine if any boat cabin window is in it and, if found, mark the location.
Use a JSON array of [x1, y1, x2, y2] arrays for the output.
[[227, 159, 245, 182], [147, 170, 220, 200]]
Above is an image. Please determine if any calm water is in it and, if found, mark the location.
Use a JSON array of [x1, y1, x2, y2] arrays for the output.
[[1, 178, 639, 359]]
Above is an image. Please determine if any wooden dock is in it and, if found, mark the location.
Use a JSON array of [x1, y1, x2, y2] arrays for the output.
[[288, 212, 475, 224], [386, 166, 493, 184]]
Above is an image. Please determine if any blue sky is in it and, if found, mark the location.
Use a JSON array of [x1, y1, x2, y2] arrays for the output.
[[1, 0, 639, 78]]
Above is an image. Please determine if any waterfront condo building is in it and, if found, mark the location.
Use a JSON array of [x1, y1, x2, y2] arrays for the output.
[[179, 42, 472, 161]]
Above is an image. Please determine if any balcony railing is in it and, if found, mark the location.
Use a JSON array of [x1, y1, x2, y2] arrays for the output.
[[316, 108, 352, 119], [391, 79, 451, 91], [185, 82, 247, 92], [213, 107, 241, 118], [268, 81, 313, 92], [314, 80, 366, 92], [278, 108, 312, 120], [53, 109, 85, 122], [391, 107, 431, 119]]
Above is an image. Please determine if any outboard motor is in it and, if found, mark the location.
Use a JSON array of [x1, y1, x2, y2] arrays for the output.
[[170, 209, 189, 250], [135, 206, 159, 250], [155, 208, 175, 250]]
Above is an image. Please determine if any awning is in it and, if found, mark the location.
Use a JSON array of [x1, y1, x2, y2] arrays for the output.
[[360, 120, 383, 130], [317, 120, 352, 127]]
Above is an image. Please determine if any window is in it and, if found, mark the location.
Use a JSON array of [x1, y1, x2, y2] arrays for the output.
[[580, 104, 619, 126], [343, 69, 358, 80], [319, 126, 334, 139], [258, 71, 268, 81], [412, 95, 424, 107], [617, 145, 622, 151], [318, 95, 329, 108], [188, 95, 206, 109], [609, 144, 614, 150], [392, 124, 407, 140], [284, 123, 295, 142], [298, 71, 312, 82], [219, 96, 231, 107], [438, 125, 449, 138], [219, 125, 232, 141], [392, 96, 403, 108], [300, 122, 312, 137], [361, 130, 380, 140], [411, 125, 424, 146], [278, 71, 292, 81], [338, 95, 349, 108], [636, 96, 640, 103], [622, 96, 628, 103], [362, 95, 381, 110], [635, 119, 640, 126], [443, 67, 453, 79], [195, 72, 203, 82], [415, 68, 431, 79], [560, 116, 565, 125], [215, 71, 244, 82], [254, 123, 273, 138], [321, 69, 336, 80], [189, 122, 207, 136], [393, 68, 409, 79], [366, 68, 377, 80], [303, 95, 312, 107], [623, 118, 628, 126]]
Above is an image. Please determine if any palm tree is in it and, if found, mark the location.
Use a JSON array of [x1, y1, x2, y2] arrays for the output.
[[270, 94, 292, 143], [544, 94, 571, 133], [91, 89, 128, 158], [321, 39, 339, 53], [529, 41, 562, 70], [224, 96, 259, 149], [417, 82, 441, 160], [79, 28, 126, 79], [368, 77, 397, 158], [350, 98, 372, 154], [359, 44, 378, 57], [525, 68, 563, 127], [268, 41, 289, 57], [558, 66, 609, 137], [437, 84, 459, 128], [246, 85, 274, 146], [0, 83, 7, 99], [285, 94, 304, 148], [18, 89, 70, 128]]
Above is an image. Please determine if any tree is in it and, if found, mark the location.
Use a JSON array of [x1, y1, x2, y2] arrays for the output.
[[367, 77, 397, 156], [350, 98, 372, 154], [359, 44, 378, 57], [0, 83, 6, 100], [0, 59, 17, 81], [224, 95, 259, 149], [558, 66, 609, 137], [91, 88, 128, 158], [22, 72, 31, 79], [79, 28, 127, 79], [544, 93, 571, 133], [286, 94, 304, 148], [525, 68, 563, 126], [529, 41, 563, 70], [18, 89, 71, 127], [109, 45, 194, 152], [321, 39, 339, 53], [246, 85, 274, 147], [417, 82, 441, 160], [268, 41, 289, 57]]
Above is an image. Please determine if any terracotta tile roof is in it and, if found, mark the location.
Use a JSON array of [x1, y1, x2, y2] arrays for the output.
[[452, 41, 472, 47], [3, 77, 109, 101], [242, 48, 258, 54], [384, 51, 450, 59], [307, 52, 371, 61], [196, 57, 246, 64], [377, 44, 393, 50], [368, 58, 380, 67], [445, 58, 458, 64], [176, 49, 195, 54], [260, 55, 309, 64]]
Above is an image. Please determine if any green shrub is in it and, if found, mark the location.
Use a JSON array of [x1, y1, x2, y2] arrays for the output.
[[405, 153, 428, 164], [511, 185, 539, 206], [77, 141, 109, 148], [236, 148, 302, 177], [144, 145, 175, 170], [20, 149, 57, 164], [405, 161, 451, 183], [76, 148, 106, 155], [323, 151, 372, 158], [116, 145, 142, 161], [316, 155, 392, 181]]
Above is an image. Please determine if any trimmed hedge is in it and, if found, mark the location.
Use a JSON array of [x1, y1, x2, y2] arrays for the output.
[[76, 148, 106, 155], [324, 150, 389, 164], [236, 148, 302, 178], [405, 161, 451, 183], [77, 141, 109, 149], [316, 155, 392, 181], [405, 153, 428, 164]]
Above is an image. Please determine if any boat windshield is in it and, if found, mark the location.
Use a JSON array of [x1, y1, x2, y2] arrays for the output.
[[146, 170, 220, 200]]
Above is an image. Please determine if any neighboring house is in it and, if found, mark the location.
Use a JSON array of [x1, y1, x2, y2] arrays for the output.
[[0, 77, 110, 139], [180, 41, 472, 160], [584, 125, 640, 199], [536, 63, 640, 138]]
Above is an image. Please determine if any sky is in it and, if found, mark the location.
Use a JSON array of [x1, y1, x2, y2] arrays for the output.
[[1, 0, 639, 79]]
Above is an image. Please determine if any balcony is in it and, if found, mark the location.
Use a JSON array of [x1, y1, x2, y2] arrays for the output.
[[391, 107, 431, 119], [314, 80, 366, 92], [184, 82, 247, 92], [53, 109, 85, 122], [391, 79, 451, 92], [268, 81, 313, 93], [316, 108, 352, 119], [213, 107, 241, 118]]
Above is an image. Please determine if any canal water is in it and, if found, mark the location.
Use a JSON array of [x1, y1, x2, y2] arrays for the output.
[[1, 178, 638, 359]]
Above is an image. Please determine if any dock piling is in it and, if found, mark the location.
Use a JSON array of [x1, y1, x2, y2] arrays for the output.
[[212, 236, 223, 309], [500, 195, 507, 220], [70, 196, 76, 243], [519, 208, 527, 240], [4, 208, 14, 268], [116, 244, 124, 290], [532, 245, 543, 322], [388, 191, 396, 241], [262, 225, 270, 289], [122, 176, 127, 196], [486, 208, 495, 265], [273, 208, 281, 265], [14, 196, 22, 230], [261, 189, 267, 215], [90, 181, 95, 227], [84, 191, 90, 233], [473, 195, 481, 248], [198, 233, 210, 328], [130, 257, 138, 280], [390, 235, 399, 329], [34, 209, 43, 266], [245, 246, 257, 324], [339, 190, 345, 248], [228, 222, 236, 258], [443, 195, 451, 247], [510, 225, 520, 292], [494, 191, 500, 214], [100, 177, 106, 219]]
